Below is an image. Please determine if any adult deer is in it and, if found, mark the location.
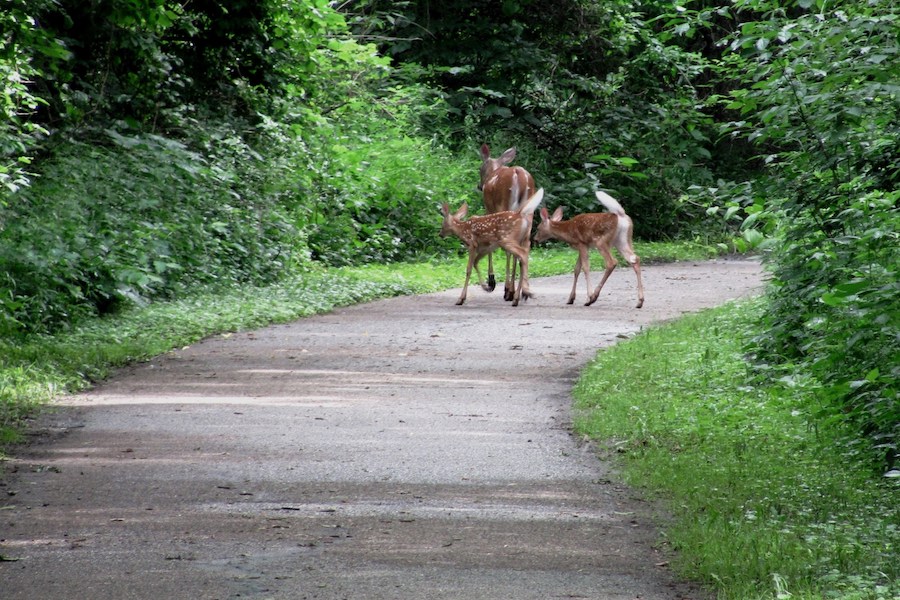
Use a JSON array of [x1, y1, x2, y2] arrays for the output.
[[477, 144, 537, 301], [535, 190, 645, 308], [440, 188, 544, 307]]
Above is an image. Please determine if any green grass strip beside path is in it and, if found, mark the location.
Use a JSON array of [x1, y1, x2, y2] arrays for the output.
[[574, 299, 899, 600]]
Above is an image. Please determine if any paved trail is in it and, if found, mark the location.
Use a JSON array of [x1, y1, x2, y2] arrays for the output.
[[2, 260, 763, 600]]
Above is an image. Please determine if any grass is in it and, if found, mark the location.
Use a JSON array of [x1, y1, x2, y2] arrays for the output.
[[573, 299, 899, 600]]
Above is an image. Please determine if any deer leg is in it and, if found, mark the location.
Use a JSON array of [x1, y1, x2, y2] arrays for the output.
[[473, 259, 490, 293], [486, 252, 496, 292], [615, 242, 644, 309], [507, 244, 529, 307], [587, 246, 617, 306], [614, 226, 644, 309], [520, 236, 534, 300], [578, 247, 595, 305], [504, 251, 516, 302], [519, 213, 534, 300], [477, 256, 493, 292], [582, 250, 595, 305], [567, 252, 583, 304], [457, 252, 478, 305], [506, 249, 528, 302], [631, 255, 645, 308]]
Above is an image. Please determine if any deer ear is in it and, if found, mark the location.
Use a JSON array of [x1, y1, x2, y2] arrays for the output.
[[455, 203, 469, 219], [551, 206, 564, 221], [479, 144, 490, 160], [440, 203, 450, 216], [498, 147, 517, 165], [540, 206, 550, 220]]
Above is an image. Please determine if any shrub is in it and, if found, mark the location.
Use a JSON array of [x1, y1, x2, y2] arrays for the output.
[[0, 129, 295, 335]]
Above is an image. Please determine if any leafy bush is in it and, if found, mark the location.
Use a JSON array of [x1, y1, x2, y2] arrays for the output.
[[0, 1, 55, 203], [345, 0, 726, 240], [696, 0, 900, 470], [0, 129, 295, 335], [751, 188, 899, 471], [289, 64, 475, 266]]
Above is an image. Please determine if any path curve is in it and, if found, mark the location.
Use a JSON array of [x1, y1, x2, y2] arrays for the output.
[[2, 259, 763, 599]]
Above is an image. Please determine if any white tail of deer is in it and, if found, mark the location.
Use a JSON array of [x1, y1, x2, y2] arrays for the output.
[[440, 188, 544, 307], [478, 144, 537, 301], [535, 190, 645, 308]]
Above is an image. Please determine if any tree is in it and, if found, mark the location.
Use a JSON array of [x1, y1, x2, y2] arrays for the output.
[[0, 1, 57, 202]]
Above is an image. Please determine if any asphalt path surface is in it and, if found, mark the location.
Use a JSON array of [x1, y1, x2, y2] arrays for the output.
[[2, 259, 764, 599]]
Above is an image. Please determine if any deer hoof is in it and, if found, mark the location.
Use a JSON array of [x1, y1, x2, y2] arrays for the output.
[[566, 298, 575, 305], [456, 298, 465, 306], [636, 299, 644, 309], [486, 275, 496, 292]]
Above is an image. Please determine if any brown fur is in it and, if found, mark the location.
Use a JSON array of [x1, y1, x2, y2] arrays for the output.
[[441, 189, 544, 307], [478, 145, 537, 300], [535, 193, 645, 308]]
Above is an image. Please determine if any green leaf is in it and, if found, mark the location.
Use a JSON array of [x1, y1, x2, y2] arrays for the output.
[[742, 229, 765, 248], [820, 293, 845, 307], [834, 280, 870, 295]]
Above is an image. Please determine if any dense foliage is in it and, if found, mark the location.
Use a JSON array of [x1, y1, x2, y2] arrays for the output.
[[700, 0, 898, 472], [0, 0, 469, 335], [1, 3, 898, 597], [347, 0, 730, 237], [1, 0, 896, 473]]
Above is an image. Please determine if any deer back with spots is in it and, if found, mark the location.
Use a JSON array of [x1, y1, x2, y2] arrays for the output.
[[440, 189, 544, 307], [535, 190, 645, 308], [477, 144, 537, 300]]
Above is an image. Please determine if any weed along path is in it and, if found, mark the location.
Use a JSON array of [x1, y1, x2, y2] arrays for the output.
[[2, 259, 763, 600]]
